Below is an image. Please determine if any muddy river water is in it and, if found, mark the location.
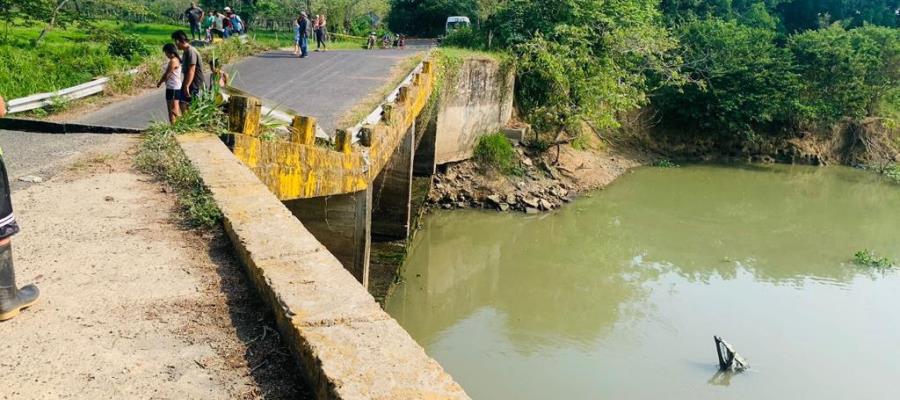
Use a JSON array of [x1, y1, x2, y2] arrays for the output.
[[385, 164, 900, 399]]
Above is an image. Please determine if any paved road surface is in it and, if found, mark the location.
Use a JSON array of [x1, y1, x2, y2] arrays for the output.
[[5, 48, 421, 190], [0, 130, 134, 191], [230, 49, 418, 134], [75, 49, 421, 133]]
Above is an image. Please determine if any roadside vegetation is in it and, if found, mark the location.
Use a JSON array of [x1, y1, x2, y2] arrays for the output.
[[134, 92, 225, 229], [0, 1, 390, 103]]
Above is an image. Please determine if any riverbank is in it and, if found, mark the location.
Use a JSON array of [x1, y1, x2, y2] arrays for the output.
[[428, 133, 648, 214], [0, 141, 310, 398]]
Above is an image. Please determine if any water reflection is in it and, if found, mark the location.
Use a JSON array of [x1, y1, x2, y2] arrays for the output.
[[386, 164, 900, 400]]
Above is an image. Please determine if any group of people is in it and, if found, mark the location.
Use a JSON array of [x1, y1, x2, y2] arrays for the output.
[[184, 3, 245, 42], [156, 30, 230, 124], [368, 32, 406, 50], [293, 12, 328, 58]]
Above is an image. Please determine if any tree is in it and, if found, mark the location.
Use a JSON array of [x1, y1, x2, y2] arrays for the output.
[[387, 0, 479, 36], [790, 24, 900, 123], [494, 0, 681, 134], [652, 18, 801, 137], [777, 0, 898, 32]]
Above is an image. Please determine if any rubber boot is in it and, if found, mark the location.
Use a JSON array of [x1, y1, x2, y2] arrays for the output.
[[0, 242, 39, 321]]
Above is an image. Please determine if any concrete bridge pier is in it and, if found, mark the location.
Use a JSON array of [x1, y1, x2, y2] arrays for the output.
[[284, 189, 372, 287], [413, 117, 438, 177], [371, 123, 416, 242]]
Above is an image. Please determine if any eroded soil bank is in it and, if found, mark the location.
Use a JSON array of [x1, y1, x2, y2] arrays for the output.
[[427, 136, 647, 214], [0, 144, 310, 399]]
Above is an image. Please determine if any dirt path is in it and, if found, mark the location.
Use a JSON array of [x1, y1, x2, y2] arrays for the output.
[[0, 142, 310, 399]]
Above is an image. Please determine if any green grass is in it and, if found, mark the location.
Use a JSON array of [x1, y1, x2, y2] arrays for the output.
[[0, 19, 362, 100], [474, 133, 521, 175], [436, 46, 505, 62]]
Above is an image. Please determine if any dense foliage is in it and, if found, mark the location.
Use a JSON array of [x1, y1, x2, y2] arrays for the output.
[[652, 19, 801, 137], [403, 0, 898, 145]]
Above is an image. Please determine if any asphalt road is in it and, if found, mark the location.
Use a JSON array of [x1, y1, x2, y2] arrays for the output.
[[75, 48, 422, 134], [0, 130, 134, 191], [4, 47, 421, 190], [230, 49, 420, 134]]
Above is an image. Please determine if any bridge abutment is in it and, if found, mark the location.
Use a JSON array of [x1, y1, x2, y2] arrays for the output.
[[284, 189, 372, 287]]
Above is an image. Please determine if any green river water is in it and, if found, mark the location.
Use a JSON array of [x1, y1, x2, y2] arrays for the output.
[[385, 164, 900, 400]]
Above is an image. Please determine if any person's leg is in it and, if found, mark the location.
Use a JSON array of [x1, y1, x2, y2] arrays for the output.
[[172, 97, 181, 122], [301, 36, 308, 57], [0, 155, 38, 321]]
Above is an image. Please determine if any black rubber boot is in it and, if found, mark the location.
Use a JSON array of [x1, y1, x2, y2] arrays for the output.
[[0, 242, 39, 321]]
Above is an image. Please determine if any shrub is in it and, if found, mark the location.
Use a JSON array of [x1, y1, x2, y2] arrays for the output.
[[474, 133, 519, 174], [108, 33, 150, 60], [441, 27, 486, 49], [653, 18, 800, 138], [790, 25, 900, 125], [502, 0, 680, 136]]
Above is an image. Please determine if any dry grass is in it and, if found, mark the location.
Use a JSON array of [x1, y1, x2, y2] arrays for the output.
[[334, 52, 426, 130]]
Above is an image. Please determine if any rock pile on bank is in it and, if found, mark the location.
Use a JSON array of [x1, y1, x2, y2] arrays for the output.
[[427, 149, 576, 214]]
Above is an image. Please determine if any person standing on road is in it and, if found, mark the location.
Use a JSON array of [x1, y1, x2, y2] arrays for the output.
[[0, 95, 40, 321], [222, 9, 234, 38], [297, 12, 310, 58], [202, 10, 215, 42], [184, 2, 204, 41], [293, 17, 302, 56], [172, 31, 205, 110], [228, 9, 244, 36], [156, 43, 183, 124], [210, 10, 226, 40], [314, 15, 327, 52]]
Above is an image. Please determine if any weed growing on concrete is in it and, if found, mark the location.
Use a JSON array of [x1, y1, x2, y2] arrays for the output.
[[135, 92, 226, 229], [853, 249, 895, 268], [474, 133, 520, 175]]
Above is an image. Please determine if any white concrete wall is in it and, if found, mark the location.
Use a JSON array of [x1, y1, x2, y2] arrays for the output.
[[434, 58, 515, 165]]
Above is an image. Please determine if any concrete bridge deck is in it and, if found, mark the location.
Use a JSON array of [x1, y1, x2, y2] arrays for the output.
[[74, 49, 421, 132]]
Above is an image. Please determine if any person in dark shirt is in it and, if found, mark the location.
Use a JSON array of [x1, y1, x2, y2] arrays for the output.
[[297, 12, 310, 58], [0, 95, 40, 321], [172, 30, 206, 108], [184, 3, 204, 41]]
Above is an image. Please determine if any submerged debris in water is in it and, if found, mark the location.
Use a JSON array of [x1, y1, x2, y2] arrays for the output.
[[714, 336, 748, 372]]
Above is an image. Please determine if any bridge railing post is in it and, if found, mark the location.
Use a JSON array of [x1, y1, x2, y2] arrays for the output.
[[382, 104, 394, 125], [228, 95, 262, 137], [290, 115, 317, 145], [359, 126, 374, 147], [335, 129, 353, 153]]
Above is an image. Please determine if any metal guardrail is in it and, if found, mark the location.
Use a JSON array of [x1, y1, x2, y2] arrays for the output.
[[7, 68, 140, 115]]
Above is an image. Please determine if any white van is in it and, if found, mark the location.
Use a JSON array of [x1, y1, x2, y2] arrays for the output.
[[445, 16, 471, 35]]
